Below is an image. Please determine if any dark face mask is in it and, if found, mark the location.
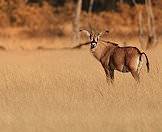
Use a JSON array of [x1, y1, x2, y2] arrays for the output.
[[90, 38, 97, 49]]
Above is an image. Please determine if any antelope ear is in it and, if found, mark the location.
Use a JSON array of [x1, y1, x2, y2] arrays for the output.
[[80, 29, 91, 37], [98, 30, 109, 37]]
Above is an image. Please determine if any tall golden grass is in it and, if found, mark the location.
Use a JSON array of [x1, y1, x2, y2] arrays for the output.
[[0, 38, 161, 132]]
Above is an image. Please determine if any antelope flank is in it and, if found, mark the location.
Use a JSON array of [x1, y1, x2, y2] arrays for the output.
[[80, 29, 150, 83]]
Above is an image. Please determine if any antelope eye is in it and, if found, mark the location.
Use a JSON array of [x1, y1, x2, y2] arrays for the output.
[[90, 35, 93, 40], [95, 37, 99, 42]]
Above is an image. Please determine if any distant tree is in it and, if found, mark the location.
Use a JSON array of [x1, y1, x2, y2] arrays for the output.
[[138, 0, 158, 50], [119, 0, 124, 4], [88, 0, 94, 14], [26, 0, 43, 5], [45, 0, 65, 6], [73, 0, 82, 45], [145, 0, 157, 49]]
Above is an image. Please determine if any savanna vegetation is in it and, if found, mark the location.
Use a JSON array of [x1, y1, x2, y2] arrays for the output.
[[0, 0, 161, 38], [0, 1, 161, 132]]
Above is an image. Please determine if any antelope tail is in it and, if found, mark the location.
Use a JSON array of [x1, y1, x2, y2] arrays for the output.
[[140, 52, 150, 73]]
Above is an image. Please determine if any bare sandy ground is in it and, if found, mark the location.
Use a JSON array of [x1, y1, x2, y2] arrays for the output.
[[0, 38, 161, 132]]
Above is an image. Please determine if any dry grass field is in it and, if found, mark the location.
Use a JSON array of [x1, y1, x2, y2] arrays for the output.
[[0, 37, 161, 132]]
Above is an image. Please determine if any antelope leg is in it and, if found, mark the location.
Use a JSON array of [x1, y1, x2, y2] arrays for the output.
[[103, 67, 113, 84], [131, 70, 140, 82], [109, 69, 114, 80]]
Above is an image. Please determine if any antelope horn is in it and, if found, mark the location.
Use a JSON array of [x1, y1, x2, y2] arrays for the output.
[[80, 29, 91, 37], [99, 30, 109, 37]]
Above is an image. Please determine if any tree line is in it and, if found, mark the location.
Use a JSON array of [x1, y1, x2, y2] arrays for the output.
[[27, 0, 146, 11]]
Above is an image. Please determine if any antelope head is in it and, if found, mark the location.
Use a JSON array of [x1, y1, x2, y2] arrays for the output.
[[80, 29, 109, 50]]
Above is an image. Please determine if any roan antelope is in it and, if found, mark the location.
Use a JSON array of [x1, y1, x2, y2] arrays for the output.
[[80, 29, 150, 83]]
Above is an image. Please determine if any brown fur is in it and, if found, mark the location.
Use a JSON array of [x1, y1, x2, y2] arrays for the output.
[[92, 41, 149, 83], [79, 29, 150, 83]]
